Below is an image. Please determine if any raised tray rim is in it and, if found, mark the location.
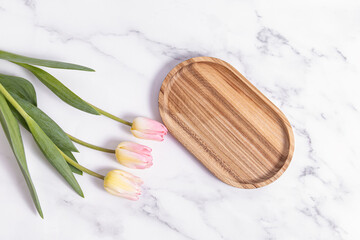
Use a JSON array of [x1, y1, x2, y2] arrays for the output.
[[158, 56, 295, 188]]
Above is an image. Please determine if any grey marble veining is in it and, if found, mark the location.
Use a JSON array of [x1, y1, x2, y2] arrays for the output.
[[0, 0, 359, 239]]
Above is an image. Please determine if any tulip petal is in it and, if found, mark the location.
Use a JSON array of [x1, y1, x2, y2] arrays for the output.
[[132, 117, 167, 132], [118, 141, 152, 154], [131, 129, 165, 141], [131, 117, 168, 141], [104, 170, 143, 199], [115, 143, 153, 169]]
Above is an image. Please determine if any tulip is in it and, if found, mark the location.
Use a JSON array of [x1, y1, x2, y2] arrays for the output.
[[115, 141, 153, 169], [131, 117, 168, 141], [104, 170, 143, 200]]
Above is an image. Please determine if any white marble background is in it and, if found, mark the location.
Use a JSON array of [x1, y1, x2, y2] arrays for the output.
[[0, 0, 359, 239]]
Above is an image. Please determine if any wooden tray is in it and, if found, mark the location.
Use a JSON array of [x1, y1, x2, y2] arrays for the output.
[[158, 57, 294, 188]]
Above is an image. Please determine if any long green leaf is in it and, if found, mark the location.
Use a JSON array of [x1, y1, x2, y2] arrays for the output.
[[9, 104, 29, 130], [13, 96, 78, 152], [10, 106, 83, 174], [14, 63, 99, 115], [0, 50, 94, 71], [0, 83, 84, 197], [0, 74, 37, 106], [63, 151, 83, 175], [0, 76, 82, 174], [26, 117, 84, 197], [0, 93, 43, 218], [0, 74, 78, 152]]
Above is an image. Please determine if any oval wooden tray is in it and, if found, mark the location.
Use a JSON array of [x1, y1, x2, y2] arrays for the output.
[[158, 57, 294, 188]]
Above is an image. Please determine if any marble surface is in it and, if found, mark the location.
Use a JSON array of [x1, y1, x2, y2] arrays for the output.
[[0, 0, 359, 239]]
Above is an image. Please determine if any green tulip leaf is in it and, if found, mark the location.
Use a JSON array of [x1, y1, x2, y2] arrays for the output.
[[0, 74, 78, 153], [0, 93, 43, 218], [26, 117, 84, 197], [0, 75, 82, 174], [63, 151, 83, 175], [0, 83, 84, 198], [9, 103, 29, 130], [13, 63, 99, 115], [13, 96, 78, 152], [9, 107, 82, 175], [0, 74, 37, 106], [9, 105, 83, 175], [0, 50, 94, 71]]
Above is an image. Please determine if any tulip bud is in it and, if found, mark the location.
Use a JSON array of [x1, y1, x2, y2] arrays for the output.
[[115, 142, 153, 169], [131, 117, 168, 141], [104, 170, 143, 200]]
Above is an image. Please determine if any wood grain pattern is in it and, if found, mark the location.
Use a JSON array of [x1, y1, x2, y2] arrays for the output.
[[159, 57, 294, 188]]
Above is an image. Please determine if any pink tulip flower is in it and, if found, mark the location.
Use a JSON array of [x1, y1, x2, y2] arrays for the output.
[[115, 142, 153, 169], [104, 170, 143, 200], [131, 117, 168, 141]]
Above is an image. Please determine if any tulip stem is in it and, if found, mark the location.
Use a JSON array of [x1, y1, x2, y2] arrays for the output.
[[67, 134, 115, 154], [89, 104, 133, 127], [58, 149, 105, 180]]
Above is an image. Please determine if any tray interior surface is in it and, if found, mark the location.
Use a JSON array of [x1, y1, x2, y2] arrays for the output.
[[159, 57, 294, 188]]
